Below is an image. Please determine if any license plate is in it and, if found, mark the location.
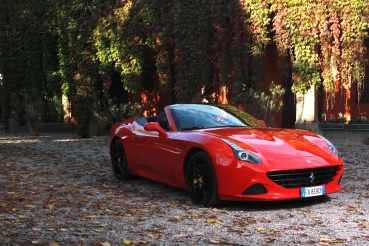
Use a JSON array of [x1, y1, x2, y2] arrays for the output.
[[301, 186, 325, 198]]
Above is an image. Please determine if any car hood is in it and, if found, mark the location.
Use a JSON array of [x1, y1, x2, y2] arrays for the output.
[[202, 127, 333, 160]]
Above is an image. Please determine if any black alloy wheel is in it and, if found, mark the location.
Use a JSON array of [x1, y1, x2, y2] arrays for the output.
[[111, 140, 133, 180], [186, 151, 220, 206]]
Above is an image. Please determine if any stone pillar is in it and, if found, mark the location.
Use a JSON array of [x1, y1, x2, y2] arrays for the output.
[[62, 94, 70, 123], [295, 85, 317, 131]]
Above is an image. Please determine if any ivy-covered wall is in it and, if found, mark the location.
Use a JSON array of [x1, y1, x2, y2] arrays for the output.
[[1, 0, 368, 134]]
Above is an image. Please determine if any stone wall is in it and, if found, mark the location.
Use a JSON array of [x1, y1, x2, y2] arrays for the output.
[[296, 122, 369, 147]]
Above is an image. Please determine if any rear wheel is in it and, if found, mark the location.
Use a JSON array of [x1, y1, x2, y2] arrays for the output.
[[186, 152, 220, 206], [111, 140, 134, 180]]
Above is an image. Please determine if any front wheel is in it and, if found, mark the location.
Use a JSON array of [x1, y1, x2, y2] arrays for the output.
[[185, 151, 220, 206], [111, 140, 134, 180]]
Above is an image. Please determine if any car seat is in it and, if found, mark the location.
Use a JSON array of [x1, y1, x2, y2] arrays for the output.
[[157, 112, 169, 130]]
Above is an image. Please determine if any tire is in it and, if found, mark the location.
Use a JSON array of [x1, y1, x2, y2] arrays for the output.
[[111, 140, 134, 180], [185, 151, 221, 207]]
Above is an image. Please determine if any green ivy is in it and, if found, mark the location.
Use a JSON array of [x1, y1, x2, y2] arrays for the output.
[[1, 0, 368, 131]]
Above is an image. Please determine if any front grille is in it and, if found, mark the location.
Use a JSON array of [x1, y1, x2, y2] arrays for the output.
[[266, 166, 341, 188]]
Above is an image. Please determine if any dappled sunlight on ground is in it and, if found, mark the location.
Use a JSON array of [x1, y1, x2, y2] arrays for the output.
[[0, 133, 368, 245]]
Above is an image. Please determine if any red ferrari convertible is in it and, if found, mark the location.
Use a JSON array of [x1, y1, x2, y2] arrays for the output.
[[110, 104, 344, 206]]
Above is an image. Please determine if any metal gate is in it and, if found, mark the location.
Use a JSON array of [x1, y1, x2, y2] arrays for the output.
[[44, 97, 63, 123]]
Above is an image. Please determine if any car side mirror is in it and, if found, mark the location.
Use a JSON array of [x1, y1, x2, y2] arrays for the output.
[[258, 120, 267, 126], [144, 122, 168, 138]]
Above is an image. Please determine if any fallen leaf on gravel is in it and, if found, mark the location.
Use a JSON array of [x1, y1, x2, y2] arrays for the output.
[[339, 218, 347, 223], [259, 217, 272, 223], [18, 215, 26, 219], [256, 227, 266, 231], [207, 218, 222, 224], [75, 228, 85, 232], [194, 232, 204, 236], [360, 192, 369, 198], [32, 227, 42, 231], [58, 228, 68, 232], [49, 243, 59, 246], [170, 199, 180, 204], [25, 204, 35, 208], [330, 239, 346, 243], [148, 233, 160, 239], [123, 240, 136, 245], [357, 223, 366, 229], [187, 227, 193, 231], [319, 238, 345, 244], [264, 237, 277, 243], [209, 239, 220, 244], [101, 242, 111, 246], [320, 238, 330, 245], [172, 234, 186, 238]]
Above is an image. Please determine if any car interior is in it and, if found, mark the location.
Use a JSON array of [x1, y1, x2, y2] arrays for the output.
[[135, 112, 169, 130]]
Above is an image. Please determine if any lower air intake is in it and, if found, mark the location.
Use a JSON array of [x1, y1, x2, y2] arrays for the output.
[[242, 184, 268, 195]]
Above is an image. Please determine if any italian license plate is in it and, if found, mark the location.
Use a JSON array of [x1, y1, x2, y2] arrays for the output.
[[301, 186, 326, 198]]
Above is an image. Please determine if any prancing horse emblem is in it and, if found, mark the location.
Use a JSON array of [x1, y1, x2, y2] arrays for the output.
[[309, 173, 315, 183]]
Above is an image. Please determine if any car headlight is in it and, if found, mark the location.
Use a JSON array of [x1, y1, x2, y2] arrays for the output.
[[319, 135, 339, 158], [221, 138, 262, 164]]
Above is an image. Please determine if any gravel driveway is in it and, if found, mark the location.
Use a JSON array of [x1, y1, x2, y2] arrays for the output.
[[0, 132, 368, 245]]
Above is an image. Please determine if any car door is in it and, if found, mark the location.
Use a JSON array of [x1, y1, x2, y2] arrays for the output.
[[132, 114, 189, 187]]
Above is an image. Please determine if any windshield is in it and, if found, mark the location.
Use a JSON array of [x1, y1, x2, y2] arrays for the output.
[[169, 104, 265, 130]]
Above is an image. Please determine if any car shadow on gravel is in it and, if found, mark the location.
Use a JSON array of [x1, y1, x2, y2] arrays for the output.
[[118, 177, 331, 211], [221, 195, 331, 211]]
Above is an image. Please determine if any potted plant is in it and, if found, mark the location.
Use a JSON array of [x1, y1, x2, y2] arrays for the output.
[[336, 113, 346, 124], [345, 112, 369, 130], [327, 113, 337, 123], [355, 112, 368, 124], [318, 113, 345, 129]]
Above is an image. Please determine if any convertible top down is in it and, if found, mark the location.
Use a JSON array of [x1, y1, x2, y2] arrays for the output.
[[110, 104, 344, 206]]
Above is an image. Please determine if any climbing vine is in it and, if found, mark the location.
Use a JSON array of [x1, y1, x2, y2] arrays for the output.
[[271, 0, 369, 109], [241, 0, 270, 86], [0, 0, 368, 133]]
